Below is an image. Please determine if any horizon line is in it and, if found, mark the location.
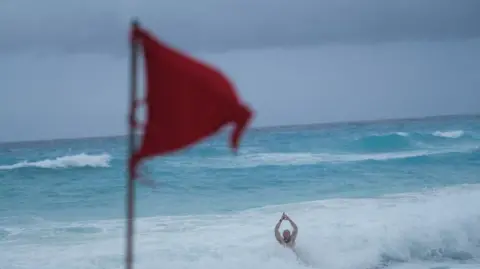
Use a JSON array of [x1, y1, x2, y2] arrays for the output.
[[1, 112, 478, 145]]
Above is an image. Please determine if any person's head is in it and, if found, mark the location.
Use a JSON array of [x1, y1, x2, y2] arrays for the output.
[[282, 229, 291, 242]]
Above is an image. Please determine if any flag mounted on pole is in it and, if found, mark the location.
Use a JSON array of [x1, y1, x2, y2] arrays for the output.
[[125, 19, 253, 269], [129, 21, 253, 179]]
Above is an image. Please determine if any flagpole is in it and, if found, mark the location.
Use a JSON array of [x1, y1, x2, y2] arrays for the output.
[[126, 18, 139, 269]]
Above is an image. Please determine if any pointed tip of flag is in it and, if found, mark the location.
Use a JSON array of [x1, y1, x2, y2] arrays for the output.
[[229, 104, 253, 155]]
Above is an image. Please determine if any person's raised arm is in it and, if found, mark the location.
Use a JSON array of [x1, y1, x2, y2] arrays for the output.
[[274, 215, 284, 243], [286, 216, 298, 240]]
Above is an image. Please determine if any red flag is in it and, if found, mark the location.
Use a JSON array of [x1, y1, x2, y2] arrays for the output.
[[129, 25, 253, 178]]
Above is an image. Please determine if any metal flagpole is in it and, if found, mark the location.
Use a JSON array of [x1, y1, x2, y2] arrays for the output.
[[126, 18, 139, 269]]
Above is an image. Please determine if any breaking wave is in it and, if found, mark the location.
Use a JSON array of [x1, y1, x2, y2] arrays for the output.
[[432, 130, 465, 138], [0, 153, 111, 170], [170, 144, 478, 169], [1, 184, 480, 269]]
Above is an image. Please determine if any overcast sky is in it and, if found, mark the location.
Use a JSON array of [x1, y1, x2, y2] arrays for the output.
[[1, 0, 480, 142]]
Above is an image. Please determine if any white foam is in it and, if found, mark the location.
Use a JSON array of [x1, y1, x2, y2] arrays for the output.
[[1, 184, 480, 269], [174, 145, 477, 169], [368, 132, 409, 137], [395, 132, 410, 137], [432, 130, 465, 138], [0, 153, 111, 170]]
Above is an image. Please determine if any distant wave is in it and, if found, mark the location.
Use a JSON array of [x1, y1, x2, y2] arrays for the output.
[[347, 129, 471, 153], [0, 153, 111, 170], [173, 145, 478, 169], [350, 132, 413, 152], [360, 129, 467, 140], [432, 130, 465, 138]]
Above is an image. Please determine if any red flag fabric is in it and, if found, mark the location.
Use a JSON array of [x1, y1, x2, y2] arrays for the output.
[[129, 25, 253, 179]]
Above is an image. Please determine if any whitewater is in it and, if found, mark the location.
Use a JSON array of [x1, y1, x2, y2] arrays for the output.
[[1, 115, 479, 269]]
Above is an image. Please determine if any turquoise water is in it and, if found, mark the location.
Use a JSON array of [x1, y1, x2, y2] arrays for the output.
[[1, 115, 480, 269]]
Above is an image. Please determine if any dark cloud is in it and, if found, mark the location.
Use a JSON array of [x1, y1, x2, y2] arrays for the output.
[[1, 0, 480, 54], [1, 0, 480, 142], [1, 38, 480, 142]]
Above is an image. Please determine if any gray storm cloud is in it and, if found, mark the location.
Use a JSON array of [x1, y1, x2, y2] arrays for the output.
[[1, 0, 480, 54], [1, 38, 479, 142], [1, 1, 480, 142]]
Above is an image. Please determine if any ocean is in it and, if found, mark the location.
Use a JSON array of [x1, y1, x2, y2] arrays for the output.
[[1, 114, 479, 269]]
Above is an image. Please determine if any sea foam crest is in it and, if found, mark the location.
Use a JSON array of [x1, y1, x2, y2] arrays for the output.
[[0, 153, 111, 170], [432, 130, 465, 138]]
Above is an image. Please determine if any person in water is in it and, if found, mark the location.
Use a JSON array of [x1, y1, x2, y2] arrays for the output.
[[274, 212, 298, 248]]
